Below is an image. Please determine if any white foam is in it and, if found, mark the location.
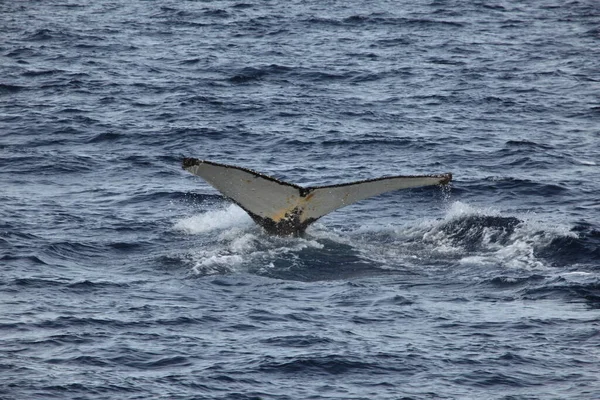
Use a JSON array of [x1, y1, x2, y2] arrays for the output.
[[486, 232, 546, 270], [175, 215, 325, 275], [574, 159, 597, 166], [173, 204, 253, 234], [193, 253, 245, 275]]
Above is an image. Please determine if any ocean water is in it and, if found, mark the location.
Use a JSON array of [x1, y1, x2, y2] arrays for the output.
[[1, 1, 599, 399]]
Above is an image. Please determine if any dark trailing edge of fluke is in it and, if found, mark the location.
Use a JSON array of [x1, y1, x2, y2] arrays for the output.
[[182, 158, 452, 236]]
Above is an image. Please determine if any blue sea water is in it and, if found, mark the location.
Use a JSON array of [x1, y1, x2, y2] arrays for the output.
[[1, 0, 600, 399]]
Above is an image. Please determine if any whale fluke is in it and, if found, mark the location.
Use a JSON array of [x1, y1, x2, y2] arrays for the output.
[[182, 158, 452, 235]]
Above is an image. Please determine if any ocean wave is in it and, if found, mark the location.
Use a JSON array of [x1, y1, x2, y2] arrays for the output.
[[462, 176, 569, 198], [228, 64, 292, 84], [520, 274, 600, 307], [258, 354, 382, 375], [535, 223, 600, 267], [260, 334, 335, 348], [42, 241, 103, 262], [304, 14, 464, 28], [21, 69, 65, 77]]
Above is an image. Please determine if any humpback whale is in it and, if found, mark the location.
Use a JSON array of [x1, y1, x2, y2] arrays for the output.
[[182, 158, 452, 236]]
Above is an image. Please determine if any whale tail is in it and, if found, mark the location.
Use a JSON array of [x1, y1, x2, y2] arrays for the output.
[[182, 158, 452, 236]]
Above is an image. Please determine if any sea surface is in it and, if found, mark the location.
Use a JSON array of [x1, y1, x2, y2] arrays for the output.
[[1, 1, 600, 399]]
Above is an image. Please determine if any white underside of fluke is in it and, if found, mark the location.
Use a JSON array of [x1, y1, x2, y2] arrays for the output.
[[182, 158, 452, 235]]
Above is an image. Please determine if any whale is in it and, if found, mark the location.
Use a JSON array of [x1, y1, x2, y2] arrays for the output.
[[182, 158, 452, 236]]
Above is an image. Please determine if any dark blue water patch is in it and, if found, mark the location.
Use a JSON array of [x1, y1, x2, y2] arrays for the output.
[[298, 69, 359, 83], [261, 335, 335, 348], [33, 316, 124, 330], [258, 354, 385, 375], [106, 241, 149, 252], [122, 153, 183, 167], [373, 294, 416, 307], [3, 277, 130, 296], [400, 17, 466, 28], [504, 140, 554, 150], [85, 131, 122, 143], [276, 134, 426, 152], [53, 3, 86, 9], [218, 322, 260, 334], [320, 136, 418, 149], [0, 83, 25, 95], [520, 278, 600, 308], [492, 155, 557, 169], [496, 352, 537, 366], [30, 314, 213, 331], [46, 355, 111, 367], [228, 64, 292, 84], [585, 26, 600, 38], [348, 70, 384, 81], [232, 3, 254, 9], [427, 56, 467, 66], [135, 355, 192, 369], [178, 57, 203, 65], [213, 391, 281, 400], [374, 36, 414, 47], [57, 106, 88, 114], [0, 254, 49, 267], [155, 254, 195, 272], [21, 69, 65, 77], [203, 8, 230, 18], [452, 369, 545, 389], [209, 277, 253, 288], [150, 5, 221, 25], [66, 279, 131, 290], [0, 114, 24, 126], [482, 275, 547, 289], [43, 383, 140, 400], [179, 94, 225, 107], [0, 320, 31, 332], [4, 46, 37, 59], [42, 241, 104, 261], [0, 230, 44, 247], [153, 315, 221, 326], [73, 41, 138, 52], [351, 314, 400, 325], [250, 240, 391, 282], [10, 277, 70, 289], [23, 28, 56, 42], [469, 177, 569, 197], [305, 14, 465, 29]]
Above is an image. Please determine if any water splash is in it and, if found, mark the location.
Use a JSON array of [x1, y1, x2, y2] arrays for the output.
[[173, 204, 253, 234], [171, 201, 584, 278], [410, 201, 576, 270], [316, 201, 581, 273]]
